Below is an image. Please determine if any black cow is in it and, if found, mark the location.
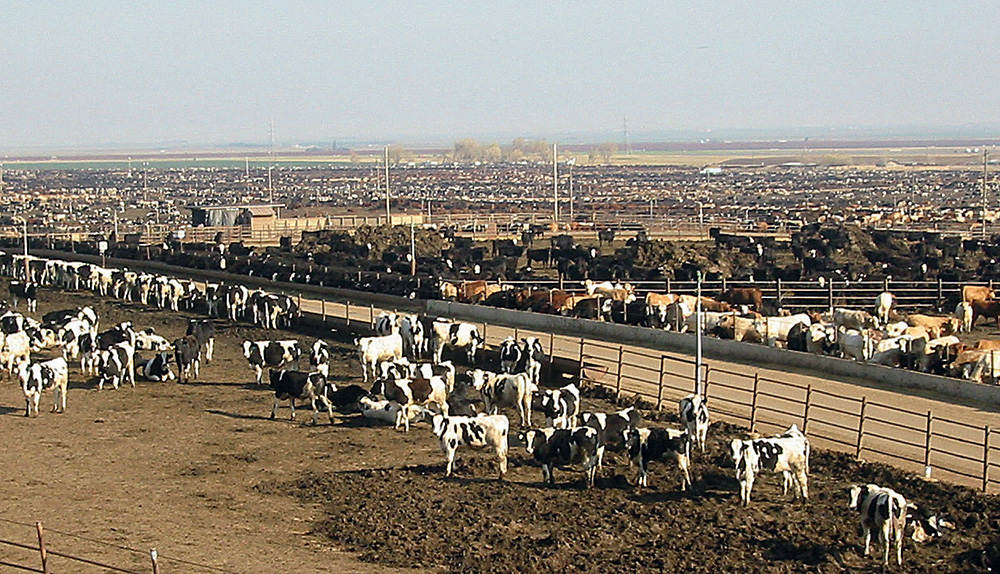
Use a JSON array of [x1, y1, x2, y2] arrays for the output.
[[268, 369, 334, 425], [624, 427, 691, 490], [520, 426, 601, 487], [242, 340, 302, 385], [327, 384, 372, 413], [96, 322, 136, 350], [173, 335, 201, 383], [9, 281, 38, 312], [498, 337, 522, 374]]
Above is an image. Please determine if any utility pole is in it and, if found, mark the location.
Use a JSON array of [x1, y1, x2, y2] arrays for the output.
[[410, 222, 416, 275], [568, 159, 574, 225], [695, 270, 703, 396], [623, 116, 630, 156], [384, 146, 391, 224], [983, 149, 989, 240], [552, 143, 559, 228]]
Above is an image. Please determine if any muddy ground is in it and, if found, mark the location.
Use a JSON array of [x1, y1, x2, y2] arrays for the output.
[[0, 286, 998, 573]]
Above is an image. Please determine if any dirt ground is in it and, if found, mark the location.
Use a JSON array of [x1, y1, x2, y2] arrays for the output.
[[0, 286, 998, 574]]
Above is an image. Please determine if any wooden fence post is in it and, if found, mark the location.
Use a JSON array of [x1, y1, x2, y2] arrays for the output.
[[749, 373, 759, 431], [369, 304, 374, 328], [482, 322, 488, 344], [150, 548, 160, 574], [548, 333, 555, 363], [297, 293, 302, 317], [578, 338, 585, 371], [514, 327, 519, 341], [776, 278, 783, 308], [345, 301, 351, 327], [803, 385, 812, 434], [320, 299, 326, 323], [984, 426, 991, 493], [657, 356, 665, 410], [828, 280, 835, 312], [856, 397, 868, 459], [36, 522, 49, 574], [937, 278, 944, 308], [702, 365, 711, 398], [924, 411, 933, 474], [615, 346, 624, 398]]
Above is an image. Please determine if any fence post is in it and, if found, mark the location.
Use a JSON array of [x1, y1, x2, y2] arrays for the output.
[[297, 293, 302, 317], [702, 365, 711, 398], [151, 548, 160, 574], [856, 396, 868, 459], [750, 373, 759, 431], [615, 346, 624, 398], [548, 333, 555, 363], [578, 338, 585, 371], [657, 356, 665, 410], [803, 385, 812, 434], [937, 278, 943, 308], [36, 522, 49, 574], [483, 322, 488, 344], [924, 411, 933, 476], [369, 304, 375, 328], [776, 278, 783, 308], [828, 280, 835, 312], [984, 426, 991, 493], [345, 301, 351, 327], [320, 299, 326, 323], [514, 327, 519, 341]]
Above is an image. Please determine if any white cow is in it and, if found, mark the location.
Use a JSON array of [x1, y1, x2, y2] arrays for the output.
[[355, 334, 403, 384], [431, 413, 510, 479], [849, 484, 907, 566], [429, 320, 483, 364], [730, 424, 810, 505], [875, 292, 894, 327], [468, 368, 537, 427], [678, 394, 709, 454]]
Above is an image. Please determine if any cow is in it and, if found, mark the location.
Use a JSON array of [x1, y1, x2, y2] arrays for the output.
[[962, 285, 995, 304], [624, 427, 691, 490], [0, 331, 31, 377], [267, 369, 335, 425], [520, 426, 601, 487], [580, 406, 642, 470], [329, 384, 372, 412], [571, 297, 613, 321], [173, 335, 201, 383], [720, 287, 764, 312], [833, 308, 878, 332], [309, 339, 331, 378], [907, 313, 961, 338], [134, 351, 175, 382], [19, 357, 68, 417], [399, 314, 424, 359], [431, 413, 510, 479], [243, 340, 302, 385], [498, 336, 522, 374], [374, 312, 400, 336], [520, 337, 545, 387], [534, 383, 580, 429], [58, 318, 95, 361], [678, 394, 709, 454], [0, 310, 26, 335], [9, 281, 38, 312], [356, 333, 403, 384], [468, 368, 537, 427], [753, 313, 812, 345], [955, 301, 974, 333], [875, 292, 894, 327], [96, 342, 135, 390], [429, 320, 483, 364], [906, 503, 954, 543], [837, 329, 877, 362], [186, 320, 216, 363], [848, 484, 907, 566], [730, 424, 810, 505], [375, 375, 450, 431], [134, 328, 172, 352], [43, 306, 98, 331], [971, 300, 1000, 329]]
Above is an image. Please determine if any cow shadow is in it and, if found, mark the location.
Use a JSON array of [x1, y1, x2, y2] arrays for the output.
[[207, 409, 271, 421], [755, 537, 830, 565], [0, 405, 23, 416]]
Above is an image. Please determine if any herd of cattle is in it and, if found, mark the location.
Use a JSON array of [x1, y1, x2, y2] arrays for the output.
[[0, 252, 959, 567], [442, 278, 1000, 384]]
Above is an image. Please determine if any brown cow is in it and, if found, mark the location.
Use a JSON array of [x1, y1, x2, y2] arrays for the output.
[[558, 294, 599, 314], [645, 292, 679, 307], [963, 285, 995, 304], [906, 314, 960, 338], [975, 339, 1000, 350], [971, 300, 1000, 328], [719, 287, 764, 311]]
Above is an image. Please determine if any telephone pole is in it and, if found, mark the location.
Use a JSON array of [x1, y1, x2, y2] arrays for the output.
[[983, 149, 989, 240], [552, 143, 559, 227], [384, 146, 391, 224]]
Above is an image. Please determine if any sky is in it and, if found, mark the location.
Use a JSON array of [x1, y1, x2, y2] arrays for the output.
[[1, 1, 999, 151]]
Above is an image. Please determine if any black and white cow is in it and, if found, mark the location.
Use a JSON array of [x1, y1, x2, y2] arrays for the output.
[[19, 357, 68, 417], [1, 310, 26, 334], [1, 331, 32, 377], [429, 320, 483, 364], [678, 394, 709, 454], [730, 424, 810, 505], [468, 368, 537, 428], [186, 319, 216, 363], [43, 306, 98, 331], [374, 312, 400, 336], [173, 335, 201, 383], [400, 314, 424, 359], [520, 337, 545, 387], [498, 336, 522, 374], [96, 342, 134, 390], [520, 426, 601, 488], [96, 322, 136, 350], [624, 427, 691, 490], [581, 406, 642, 469], [309, 339, 331, 378], [356, 333, 403, 384], [431, 413, 510, 479], [534, 383, 581, 429], [243, 340, 302, 385], [328, 384, 372, 412], [268, 369, 334, 425], [849, 484, 907, 567], [134, 328, 172, 352], [222, 284, 249, 321], [134, 351, 175, 382], [204, 282, 222, 317], [9, 281, 38, 312]]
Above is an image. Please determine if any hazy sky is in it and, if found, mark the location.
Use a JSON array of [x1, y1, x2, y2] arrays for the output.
[[2, 2, 998, 150]]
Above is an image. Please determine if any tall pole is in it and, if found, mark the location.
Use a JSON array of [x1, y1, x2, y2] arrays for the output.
[[695, 270, 703, 396], [569, 161, 574, 224], [552, 143, 559, 228], [410, 222, 416, 275], [21, 217, 28, 281], [384, 146, 391, 225], [983, 149, 989, 240]]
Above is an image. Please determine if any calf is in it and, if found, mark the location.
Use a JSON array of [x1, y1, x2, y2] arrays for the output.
[[429, 320, 483, 364], [468, 368, 536, 427], [1, 331, 31, 377], [173, 335, 201, 383], [520, 426, 600, 487], [534, 383, 580, 429], [431, 413, 510, 479], [356, 333, 403, 383], [268, 369, 334, 425], [624, 427, 691, 490], [874, 291, 894, 327], [135, 351, 175, 382], [962, 284, 995, 304], [186, 319, 216, 363], [678, 394, 709, 454], [96, 342, 135, 390], [907, 313, 960, 338], [358, 397, 424, 427], [848, 484, 907, 567], [730, 424, 810, 505], [309, 339, 331, 378], [955, 301, 974, 333], [20, 357, 69, 417], [243, 340, 302, 385], [328, 384, 372, 412], [580, 406, 642, 469], [399, 314, 424, 360]]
